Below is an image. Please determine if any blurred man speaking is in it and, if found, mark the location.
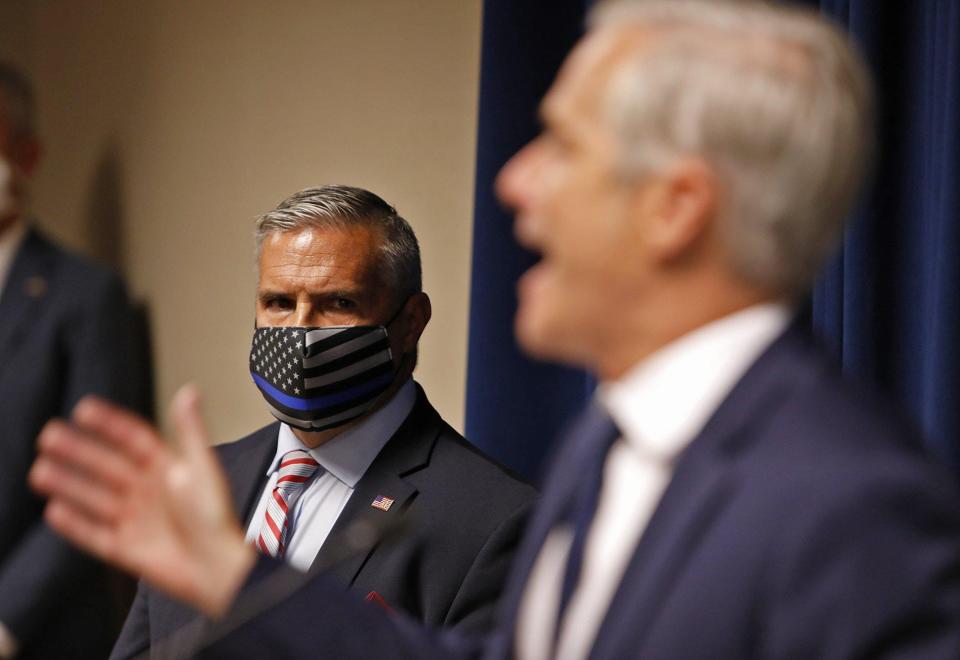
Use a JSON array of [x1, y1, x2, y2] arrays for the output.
[[30, 1, 960, 659]]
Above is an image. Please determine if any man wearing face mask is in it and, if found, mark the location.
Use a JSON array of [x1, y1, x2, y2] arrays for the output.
[[109, 185, 537, 659], [0, 61, 151, 658]]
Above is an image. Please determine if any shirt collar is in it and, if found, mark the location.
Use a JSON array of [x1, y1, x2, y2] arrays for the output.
[[0, 219, 27, 295], [268, 378, 417, 488], [598, 303, 791, 463]]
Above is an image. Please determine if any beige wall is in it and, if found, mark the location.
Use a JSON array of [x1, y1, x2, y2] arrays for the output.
[[0, 2, 34, 73], [4, 1, 481, 441]]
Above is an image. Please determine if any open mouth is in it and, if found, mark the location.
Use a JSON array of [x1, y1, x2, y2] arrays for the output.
[[517, 258, 550, 303]]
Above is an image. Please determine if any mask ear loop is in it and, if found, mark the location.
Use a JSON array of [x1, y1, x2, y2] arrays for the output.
[[379, 295, 415, 369], [381, 295, 412, 330]]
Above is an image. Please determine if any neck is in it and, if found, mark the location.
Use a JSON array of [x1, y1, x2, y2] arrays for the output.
[[293, 422, 354, 449], [593, 281, 781, 382]]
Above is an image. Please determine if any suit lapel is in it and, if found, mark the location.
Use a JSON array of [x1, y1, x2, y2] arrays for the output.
[[495, 404, 618, 657], [310, 387, 438, 585], [150, 426, 278, 655], [0, 229, 53, 378], [588, 325, 813, 659], [220, 424, 278, 525], [587, 452, 737, 659]]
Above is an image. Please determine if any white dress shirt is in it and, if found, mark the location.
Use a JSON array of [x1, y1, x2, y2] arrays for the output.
[[0, 219, 26, 298], [244, 378, 416, 571], [516, 303, 791, 660]]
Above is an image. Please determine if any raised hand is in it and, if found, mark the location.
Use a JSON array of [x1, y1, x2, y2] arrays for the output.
[[29, 385, 256, 617]]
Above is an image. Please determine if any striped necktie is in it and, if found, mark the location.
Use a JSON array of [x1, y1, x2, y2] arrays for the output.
[[256, 449, 321, 557]]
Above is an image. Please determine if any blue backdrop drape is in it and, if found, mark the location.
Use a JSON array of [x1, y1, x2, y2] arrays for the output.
[[802, 0, 960, 472], [466, 0, 960, 482], [465, 0, 594, 482]]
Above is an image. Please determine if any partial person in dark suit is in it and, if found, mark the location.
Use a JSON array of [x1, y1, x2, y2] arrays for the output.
[[108, 186, 536, 659], [27, 1, 960, 658], [0, 61, 151, 659]]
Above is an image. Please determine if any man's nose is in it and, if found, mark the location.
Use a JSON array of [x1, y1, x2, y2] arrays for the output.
[[495, 140, 539, 213], [292, 303, 315, 327]]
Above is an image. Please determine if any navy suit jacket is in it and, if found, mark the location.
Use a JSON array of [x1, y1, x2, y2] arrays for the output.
[[0, 227, 152, 659], [112, 389, 537, 659], [199, 325, 960, 659]]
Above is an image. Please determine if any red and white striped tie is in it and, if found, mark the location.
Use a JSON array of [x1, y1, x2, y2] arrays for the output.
[[256, 449, 321, 557]]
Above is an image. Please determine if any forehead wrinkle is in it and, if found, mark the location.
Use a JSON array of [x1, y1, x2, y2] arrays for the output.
[[258, 229, 384, 301], [260, 260, 361, 290]]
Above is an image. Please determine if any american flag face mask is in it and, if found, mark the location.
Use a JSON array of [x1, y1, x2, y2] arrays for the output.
[[249, 324, 396, 432]]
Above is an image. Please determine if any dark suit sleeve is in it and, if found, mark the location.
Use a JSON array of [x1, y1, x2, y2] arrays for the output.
[[110, 582, 151, 660], [199, 557, 486, 660], [442, 499, 534, 632], [762, 467, 960, 659], [0, 271, 151, 651], [199, 498, 535, 660]]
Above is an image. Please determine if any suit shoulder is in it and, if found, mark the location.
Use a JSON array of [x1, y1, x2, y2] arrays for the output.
[[27, 229, 129, 301], [214, 423, 279, 463], [15, 229, 130, 318], [770, 363, 930, 464], [742, 351, 959, 512], [419, 421, 538, 507]]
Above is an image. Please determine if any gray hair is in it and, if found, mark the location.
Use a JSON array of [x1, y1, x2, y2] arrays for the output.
[[255, 185, 422, 305], [0, 61, 36, 140], [590, 0, 874, 295]]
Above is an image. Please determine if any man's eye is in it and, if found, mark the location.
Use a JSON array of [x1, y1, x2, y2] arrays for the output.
[[266, 298, 293, 310], [335, 298, 356, 310]]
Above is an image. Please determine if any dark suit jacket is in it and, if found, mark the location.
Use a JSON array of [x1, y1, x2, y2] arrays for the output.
[[200, 325, 960, 660], [0, 227, 152, 659], [112, 388, 537, 659]]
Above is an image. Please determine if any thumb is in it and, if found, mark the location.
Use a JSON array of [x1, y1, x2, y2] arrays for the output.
[[170, 383, 212, 461]]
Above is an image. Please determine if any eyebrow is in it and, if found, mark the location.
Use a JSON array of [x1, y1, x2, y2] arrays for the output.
[[257, 290, 291, 301], [256, 289, 364, 301]]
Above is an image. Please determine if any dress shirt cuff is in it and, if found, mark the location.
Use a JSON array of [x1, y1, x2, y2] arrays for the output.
[[0, 620, 19, 658]]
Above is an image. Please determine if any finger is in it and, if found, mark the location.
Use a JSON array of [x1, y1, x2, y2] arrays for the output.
[[45, 500, 121, 567], [170, 384, 213, 461], [30, 456, 123, 522], [71, 396, 160, 465], [36, 421, 137, 492], [168, 384, 238, 520]]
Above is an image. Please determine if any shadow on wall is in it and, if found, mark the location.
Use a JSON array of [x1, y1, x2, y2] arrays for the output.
[[85, 144, 126, 272], [84, 144, 156, 421]]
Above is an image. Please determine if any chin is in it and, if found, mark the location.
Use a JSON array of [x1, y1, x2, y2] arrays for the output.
[[514, 306, 589, 370]]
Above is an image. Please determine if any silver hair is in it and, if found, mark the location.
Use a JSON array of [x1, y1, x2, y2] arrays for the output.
[[0, 61, 36, 140], [589, 0, 874, 295], [255, 185, 422, 305]]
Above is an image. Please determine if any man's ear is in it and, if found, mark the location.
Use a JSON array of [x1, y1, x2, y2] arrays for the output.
[[636, 157, 719, 263], [399, 292, 431, 354]]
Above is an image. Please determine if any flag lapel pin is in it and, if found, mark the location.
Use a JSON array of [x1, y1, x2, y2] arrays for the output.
[[371, 495, 394, 512], [25, 276, 47, 298]]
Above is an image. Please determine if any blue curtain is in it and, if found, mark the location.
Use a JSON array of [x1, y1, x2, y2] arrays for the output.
[[802, 0, 960, 471], [466, 0, 594, 482], [466, 0, 960, 480]]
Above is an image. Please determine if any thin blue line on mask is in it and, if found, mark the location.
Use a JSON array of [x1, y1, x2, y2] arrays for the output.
[[250, 371, 394, 411]]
